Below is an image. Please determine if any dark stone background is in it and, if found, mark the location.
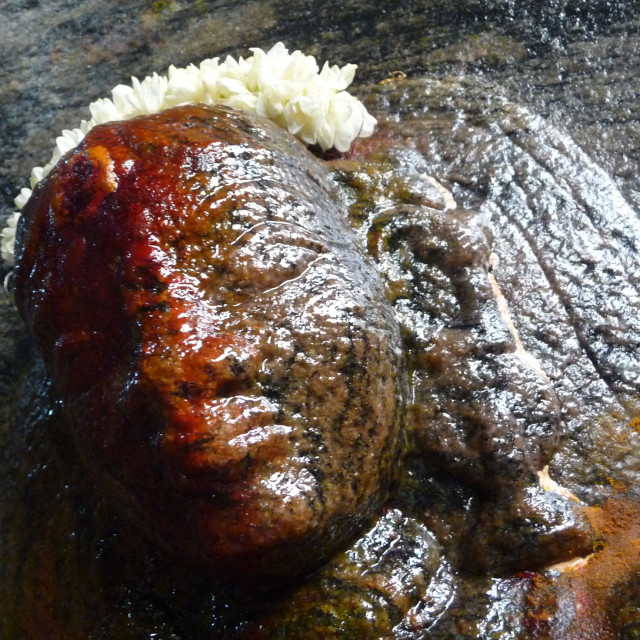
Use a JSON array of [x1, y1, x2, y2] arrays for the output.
[[1, 0, 639, 213]]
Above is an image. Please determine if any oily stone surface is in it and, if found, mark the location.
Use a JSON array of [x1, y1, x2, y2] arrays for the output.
[[14, 104, 406, 587], [2, 1, 640, 638], [361, 77, 640, 503]]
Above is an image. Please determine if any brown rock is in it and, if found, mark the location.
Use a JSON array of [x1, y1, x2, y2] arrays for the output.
[[14, 104, 407, 588]]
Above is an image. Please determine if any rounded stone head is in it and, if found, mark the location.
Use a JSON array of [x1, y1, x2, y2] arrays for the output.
[[14, 105, 406, 587]]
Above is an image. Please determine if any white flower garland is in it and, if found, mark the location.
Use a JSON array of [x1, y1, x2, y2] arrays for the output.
[[1, 42, 376, 266]]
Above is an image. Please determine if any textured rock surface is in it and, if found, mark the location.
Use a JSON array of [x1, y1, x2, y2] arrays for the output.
[[2, 1, 640, 638], [14, 104, 405, 586], [364, 81, 640, 504]]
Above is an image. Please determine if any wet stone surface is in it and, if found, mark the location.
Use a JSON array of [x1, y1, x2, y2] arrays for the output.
[[14, 104, 407, 588], [362, 77, 640, 505], [2, 1, 640, 638]]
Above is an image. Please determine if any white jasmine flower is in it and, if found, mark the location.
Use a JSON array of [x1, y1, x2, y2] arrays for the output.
[[1, 212, 20, 265], [29, 166, 45, 189], [89, 97, 123, 126], [111, 84, 137, 118], [319, 61, 357, 91], [217, 76, 254, 99], [330, 92, 374, 153], [15, 188, 33, 210], [114, 73, 169, 117], [56, 128, 86, 156], [222, 91, 259, 113], [47, 148, 63, 172], [198, 57, 222, 103], [3, 43, 376, 266], [165, 64, 205, 106], [219, 53, 253, 82]]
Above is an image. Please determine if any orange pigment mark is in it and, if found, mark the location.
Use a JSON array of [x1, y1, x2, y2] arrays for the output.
[[605, 476, 628, 494], [378, 70, 408, 85], [582, 499, 640, 591], [523, 498, 640, 640], [562, 498, 640, 639], [86, 145, 118, 192]]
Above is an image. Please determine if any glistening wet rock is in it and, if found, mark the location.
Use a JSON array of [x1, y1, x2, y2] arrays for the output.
[[13, 104, 407, 588], [3, 2, 640, 637], [364, 76, 640, 505]]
